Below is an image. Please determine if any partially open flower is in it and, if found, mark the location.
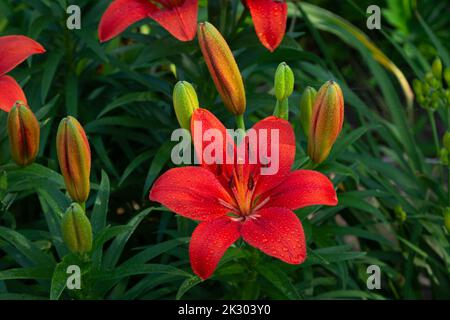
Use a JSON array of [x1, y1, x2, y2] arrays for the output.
[[173, 81, 199, 130], [198, 22, 246, 115], [61, 203, 93, 255], [56, 116, 91, 203], [7, 102, 40, 167], [308, 81, 344, 164]]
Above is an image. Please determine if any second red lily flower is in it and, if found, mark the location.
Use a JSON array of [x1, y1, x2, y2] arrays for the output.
[[0, 35, 45, 112], [98, 0, 287, 51], [149, 108, 338, 279]]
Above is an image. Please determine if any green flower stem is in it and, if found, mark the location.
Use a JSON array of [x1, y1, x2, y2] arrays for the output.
[[274, 99, 289, 120], [235, 114, 246, 143]]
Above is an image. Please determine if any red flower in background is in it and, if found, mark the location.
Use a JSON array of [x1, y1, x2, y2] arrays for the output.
[[0, 36, 45, 112], [98, 0, 198, 42], [243, 0, 288, 52], [98, 0, 288, 51], [149, 108, 337, 279]]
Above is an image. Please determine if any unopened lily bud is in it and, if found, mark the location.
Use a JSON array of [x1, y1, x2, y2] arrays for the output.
[[444, 68, 450, 87], [198, 22, 246, 115], [61, 203, 92, 254], [432, 57, 442, 80], [394, 205, 407, 223], [308, 81, 344, 164], [274, 62, 294, 101], [7, 102, 40, 167], [56, 116, 91, 203], [299, 86, 317, 136], [445, 208, 450, 233], [412, 79, 423, 98], [173, 81, 199, 130]]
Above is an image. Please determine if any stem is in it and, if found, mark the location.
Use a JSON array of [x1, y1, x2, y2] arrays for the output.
[[273, 99, 289, 120], [235, 114, 246, 143]]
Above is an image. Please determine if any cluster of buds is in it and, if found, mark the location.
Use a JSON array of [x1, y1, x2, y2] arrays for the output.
[[7, 102, 40, 167], [413, 57, 450, 111], [61, 203, 93, 255], [56, 116, 91, 203]]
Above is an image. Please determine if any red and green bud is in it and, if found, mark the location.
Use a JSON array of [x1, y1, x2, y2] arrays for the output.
[[274, 62, 294, 101], [198, 22, 246, 115], [308, 81, 344, 164], [173, 81, 199, 130], [61, 203, 92, 255], [299, 86, 317, 136], [7, 102, 40, 167], [56, 116, 91, 203]]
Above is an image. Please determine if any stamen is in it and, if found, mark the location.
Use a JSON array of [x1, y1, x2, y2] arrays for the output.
[[218, 198, 239, 213], [251, 196, 270, 213]]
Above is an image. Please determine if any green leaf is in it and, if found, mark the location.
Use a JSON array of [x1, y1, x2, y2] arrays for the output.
[[176, 276, 202, 300], [0, 267, 53, 281], [257, 265, 301, 300]]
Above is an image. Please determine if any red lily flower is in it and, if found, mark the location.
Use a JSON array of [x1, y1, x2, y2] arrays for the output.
[[0, 35, 46, 112], [243, 0, 288, 52], [98, 0, 287, 51], [98, 0, 198, 42], [149, 108, 338, 279]]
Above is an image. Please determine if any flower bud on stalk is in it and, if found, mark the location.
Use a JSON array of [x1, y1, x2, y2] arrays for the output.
[[432, 57, 442, 80], [308, 81, 344, 164], [299, 86, 317, 136], [7, 102, 40, 167], [274, 62, 294, 101], [198, 22, 246, 115], [273, 62, 294, 120], [56, 116, 91, 203], [173, 81, 199, 130], [61, 203, 92, 255]]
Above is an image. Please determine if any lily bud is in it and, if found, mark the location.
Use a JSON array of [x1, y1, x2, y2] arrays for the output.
[[308, 81, 344, 164], [7, 102, 40, 167], [444, 68, 450, 87], [56, 116, 91, 203], [173, 81, 199, 130], [299, 86, 317, 136], [198, 22, 246, 115], [274, 62, 294, 101], [394, 205, 407, 223], [445, 208, 450, 233], [61, 203, 92, 255], [432, 57, 442, 80]]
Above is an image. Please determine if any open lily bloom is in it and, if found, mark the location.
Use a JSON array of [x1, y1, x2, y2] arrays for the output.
[[150, 108, 338, 279], [98, 0, 199, 42], [98, 0, 287, 51], [0, 35, 45, 112]]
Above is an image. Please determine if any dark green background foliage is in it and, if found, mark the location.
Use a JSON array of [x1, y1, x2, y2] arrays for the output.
[[0, 0, 449, 299]]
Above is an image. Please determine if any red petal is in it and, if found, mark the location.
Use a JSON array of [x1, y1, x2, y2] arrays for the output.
[[0, 75, 27, 112], [246, 0, 287, 52], [191, 108, 235, 182], [265, 170, 338, 210], [98, 0, 156, 42], [189, 217, 241, 279], [150, 0, 198, 41], [0, 35, 45, 76], [249, 116, 295, 195], [149, 166, 234, 221], [242, 207, 306, 264]]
